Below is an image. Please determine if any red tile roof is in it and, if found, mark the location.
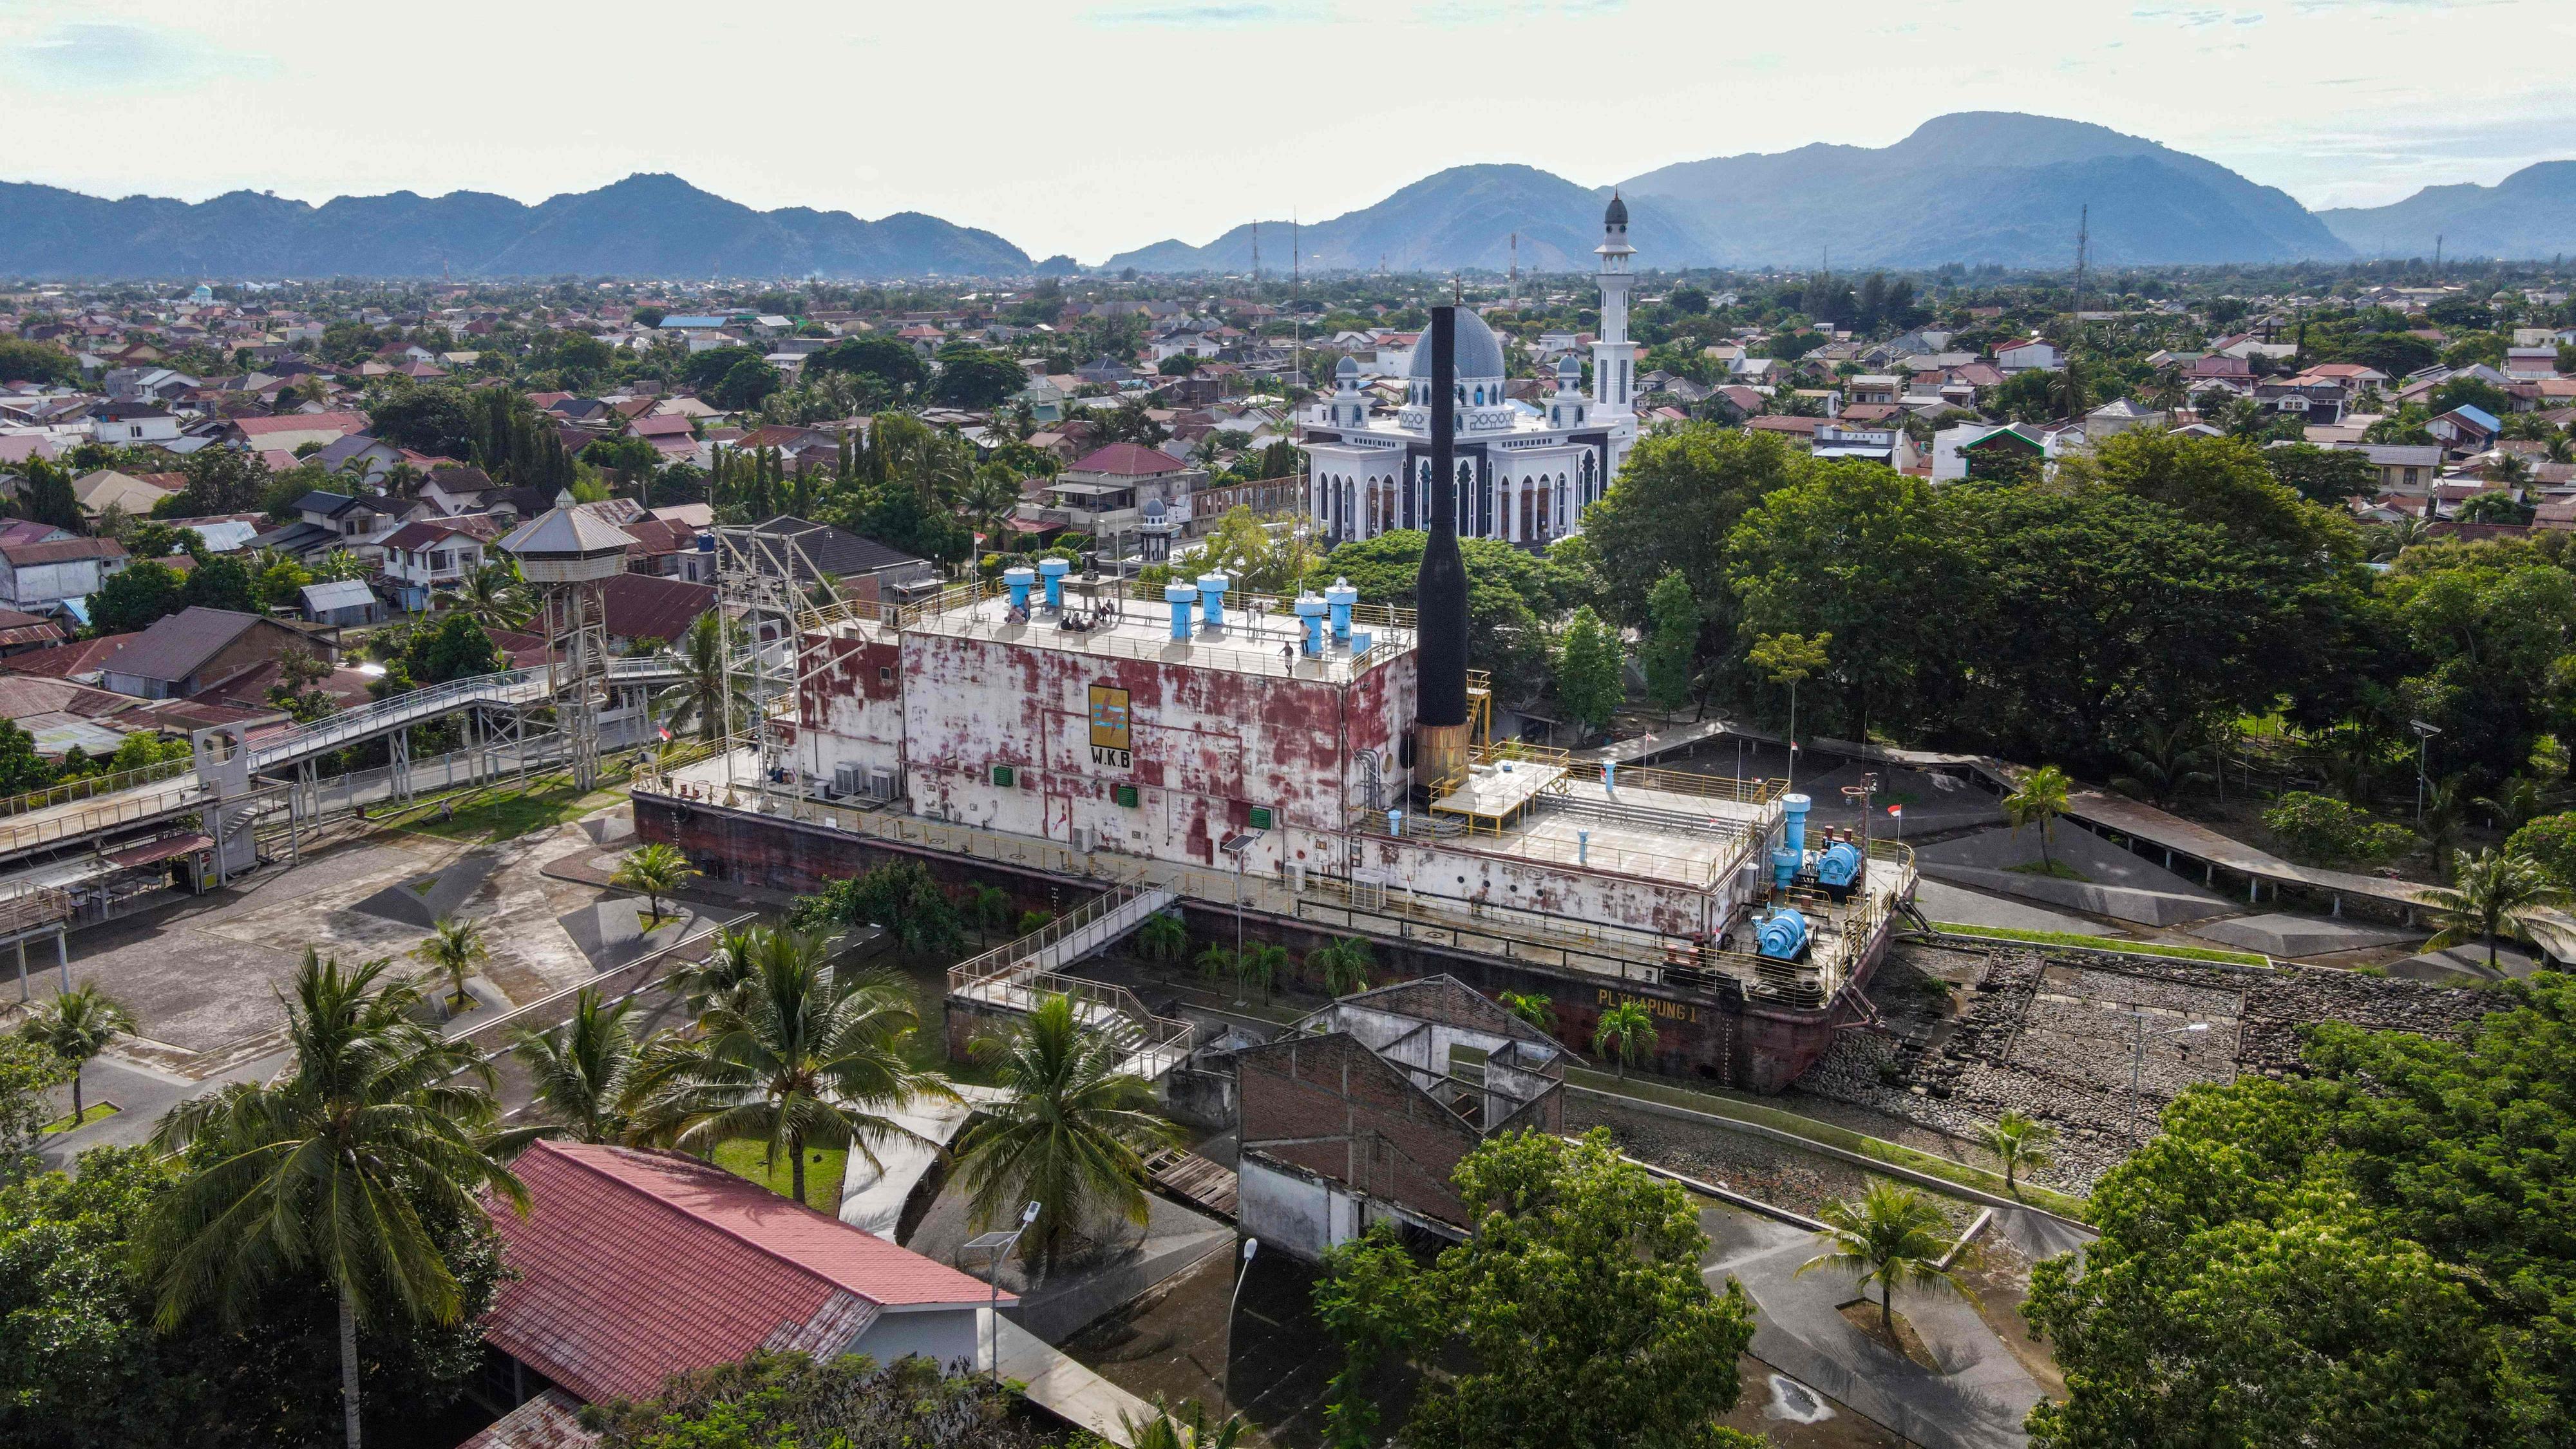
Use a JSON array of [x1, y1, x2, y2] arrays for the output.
[[596, 571, 714, 645], [481, 1142, 1001, 1405], [231, 410, 368, 438], [1068, 441, 1188, 476]]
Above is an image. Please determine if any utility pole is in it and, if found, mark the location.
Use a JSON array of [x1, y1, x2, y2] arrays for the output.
[[2071, 204, 2089, 353], [2434, 232, 2443, 279]]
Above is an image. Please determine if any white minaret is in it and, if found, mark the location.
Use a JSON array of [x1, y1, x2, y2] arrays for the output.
[[1593, 191, 1637, 420]]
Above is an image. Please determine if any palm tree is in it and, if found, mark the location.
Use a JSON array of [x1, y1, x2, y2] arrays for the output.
[[411, 916, 488, 1014], [667, 925, 767, 1015], [1593, 1000, 1656, 1079], [2476, 775, 2550, 833], [146, 950, 523, 1449], [17, 981, 135, 1122], [1196, 943, 1236, 991], [656, 610, 732, 743], [1499, 990, 1557, 1036], [2003, 764, 2074, 871], [1984, 1110, 2056, 1196], [611, 843, 698, 927], [2421, 775, 2471, 876], [1236, 943, 1288, 1006], [960, 467, 1024, 553], [956, 992, 1186, 1272], [1797, 1182, 1965, 1340], [506, 988, 640, 1147], [1307, 936, 1374, 996], [1133, 911, 1189, 966], [316, 548, 366, 583], [1122, 1396, 1245, 1449], [440, 561, 533, 630], [2422, 848, 2570, 970], [627, 929, 953, 1206], [2110, 721, 2212, 808]]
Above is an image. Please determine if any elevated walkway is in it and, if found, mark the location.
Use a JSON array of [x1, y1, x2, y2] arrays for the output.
[[944, 884, 1193, 1079]]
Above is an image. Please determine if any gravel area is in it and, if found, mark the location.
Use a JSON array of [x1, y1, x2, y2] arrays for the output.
[[1794, 940, 2503, 1188], [1570, 1096, 1979, 1227]]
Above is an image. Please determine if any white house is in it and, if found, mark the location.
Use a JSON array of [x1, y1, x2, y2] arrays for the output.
[[1993, 337, 2060, 373], [0, 536, 128, 613], [87, 402, 182, 446], [378, 520, 490, 612]]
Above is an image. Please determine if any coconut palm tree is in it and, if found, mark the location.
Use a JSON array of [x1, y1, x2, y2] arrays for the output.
[[440, 561, 533, 630], [1797, 1182, 1965, 1340], [667, 925, 768, 1015], [1984, 1110, 2056, 1196], [146, 949, 522, 1449], [506, 988, 640, 1147], [956, 992, 1186, 1272], [2422, 848, 2570, 970], [1196, 943, 1236, 991], [2421, 775, 2472, 876], [1236, 943, 1288, 1006], [2110, 721, 2212, 808], [2476, 775, 2551, 833], [1499, 990, 1557, 1036], [17, 981, 135, 1123], [960, 466, 1025, 553], [1307, 936, 1374, 996], [1593, 1000, 1656, 1079], [656, 610, 732, 743], [627, 929, 954, 1206], [411, 916, 488, 1014], [2003, 764, 2074, 871], [611, 843, 698, 927], [1133, 911, 1189, 966]]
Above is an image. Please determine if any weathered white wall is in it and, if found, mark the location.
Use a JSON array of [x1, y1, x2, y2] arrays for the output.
[[853, 1305, 982, 1374]]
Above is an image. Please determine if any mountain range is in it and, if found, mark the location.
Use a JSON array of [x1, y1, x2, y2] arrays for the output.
[[5, 114, 2573, 281]]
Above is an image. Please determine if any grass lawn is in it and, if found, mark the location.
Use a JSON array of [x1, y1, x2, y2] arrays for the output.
[[1928, 922, 2270, 969], [404, 775, 629, 843], [41, 1102, 118, 1135], [2006, 860, 2090, 882], [712, 1137, 848, 1215]]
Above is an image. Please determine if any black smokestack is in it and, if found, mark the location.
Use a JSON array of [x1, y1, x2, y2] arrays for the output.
[[1416, 305, 1468, 730]]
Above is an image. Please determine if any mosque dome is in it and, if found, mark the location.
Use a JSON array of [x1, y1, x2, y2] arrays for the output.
[[1604, 191, 1628, 227], [1405, 308, 1508, 383]]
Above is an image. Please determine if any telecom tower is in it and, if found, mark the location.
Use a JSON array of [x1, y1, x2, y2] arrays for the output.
[[711, 524, 843, 818], [494, 495, 631, 790]]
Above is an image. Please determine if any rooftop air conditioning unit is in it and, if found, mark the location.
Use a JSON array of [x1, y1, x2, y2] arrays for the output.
[[1072, 824, 1097, 853], [831, 762, 863, 799], [866, 766, 898, 800]]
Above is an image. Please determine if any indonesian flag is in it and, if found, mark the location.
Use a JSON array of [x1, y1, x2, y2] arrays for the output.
[[657, 726, 673, 742], [1888, 804, 1903, 817]]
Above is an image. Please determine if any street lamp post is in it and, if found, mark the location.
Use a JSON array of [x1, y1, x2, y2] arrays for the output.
[[965, 1200, 1041, 1382], [2128, 1016, 2210, 1139], [1221, 831, 1262, 1004], [2412, 719, 2442, 826], [1224, 1237, 1260, 1419]]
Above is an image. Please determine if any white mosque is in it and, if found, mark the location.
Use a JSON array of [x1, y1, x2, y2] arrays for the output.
[[1300, 194, 1641, 549]]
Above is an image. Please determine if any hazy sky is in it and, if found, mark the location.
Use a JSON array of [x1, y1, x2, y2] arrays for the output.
[[6, 0, 2572, 263]]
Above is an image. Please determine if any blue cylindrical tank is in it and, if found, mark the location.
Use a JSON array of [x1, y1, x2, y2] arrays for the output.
[[1325, 578, 1358, 643], [1197, 571, 1231, 629], [1164, 582, 1198, 640], [1771, 846, 1801, 892], [1037, 556, 1070, 609], [1294, 592, 1326, 656], [1003, 566, 1037, 614], [1756, 908, 1810, 961], [1816, 840, 1862, 888], [1783, 792, 1812, 854]]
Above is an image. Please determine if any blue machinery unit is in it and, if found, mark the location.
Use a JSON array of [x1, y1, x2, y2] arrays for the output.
[[1755, 907, 1810, 961]]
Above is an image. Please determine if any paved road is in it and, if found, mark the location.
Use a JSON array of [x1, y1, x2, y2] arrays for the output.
[[1704, 1206, 2041, 1449]]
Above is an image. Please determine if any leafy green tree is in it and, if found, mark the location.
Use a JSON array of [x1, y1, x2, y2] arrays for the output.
[[1640, 571, 1700, 712], [89, 559, 187, 634], [583, 1350, 1052, 1449], [712, 356, 782, 412], [1554, 606, 1624, 738], [1580, 424, 1801, 629], [507, 987, 639, 1146], [179, 553, 258, 614], [2262, 441, 2378, 509], [18, 457, 82, 531], [1394, 1129, 1759, 1449], [0, 338, 80, 386], [627, 929, 952, 1207], [1315, 1222, 1440, 1448], [146, 950, 524, 1449], [929, 346, 1026, 408], [960, 883, 1016, 947], [955, 992, 1184, 1271], [256, 558, 314, 611], [805, 336, 928, 394], [2003, 764, 2074, 870], [2263, 790, 2414, 866], [2023, 979, 2576, 1448], [166, 448, 274, 517], [1747, 630, 1830, 784], [2421, 847, 2568, 969], [1799, 1182, 1964, 1338], [2505, 811, 2576, 888], [0, 1034, 70, 1173], [19, 983, 136, 1124], [401, 612, 498, 685], [0, 719, 54, 797], [365, 386, 477, 459], [790, 860, 963, 958]]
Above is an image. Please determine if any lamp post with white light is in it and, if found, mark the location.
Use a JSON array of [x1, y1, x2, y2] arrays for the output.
[[965, 1200, 1040, 1381], [1224, 1237, 1260, 1419], [2128, 1017, 2210, 1139], [2412, 719, 2442, 825]]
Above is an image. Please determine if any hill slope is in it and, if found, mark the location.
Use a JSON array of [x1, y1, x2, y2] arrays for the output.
[[2318, 162, 2576, 260], [1620, 113, 2349, 267], [0, 173, 1032, 279]]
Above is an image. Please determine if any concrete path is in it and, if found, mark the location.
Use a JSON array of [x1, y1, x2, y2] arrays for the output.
[[1914, 880, 2110, 936], [1705, 1207, 2040, 1449], [36, 1045, 287, 1171], [994, 1312, 1153, 1447]]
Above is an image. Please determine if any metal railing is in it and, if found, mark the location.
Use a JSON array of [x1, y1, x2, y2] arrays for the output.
[[947, 881, 1160, 992], [0, 757, 197, 820], [0, 777, 209, 858], [945, 882, 1193, 1068], [1570, 762, 1788, 807]]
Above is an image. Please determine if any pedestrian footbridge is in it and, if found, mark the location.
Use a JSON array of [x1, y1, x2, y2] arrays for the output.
[[943, 884, 1193, 1079]]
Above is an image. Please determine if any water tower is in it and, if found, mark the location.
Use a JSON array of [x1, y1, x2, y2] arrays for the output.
[[495, 493, 634, 789]]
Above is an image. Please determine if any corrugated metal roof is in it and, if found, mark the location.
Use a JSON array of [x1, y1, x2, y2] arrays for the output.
[[299, 580, 377, 611], [497, 503, 637, 558], [93, 606, 264, 684]]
